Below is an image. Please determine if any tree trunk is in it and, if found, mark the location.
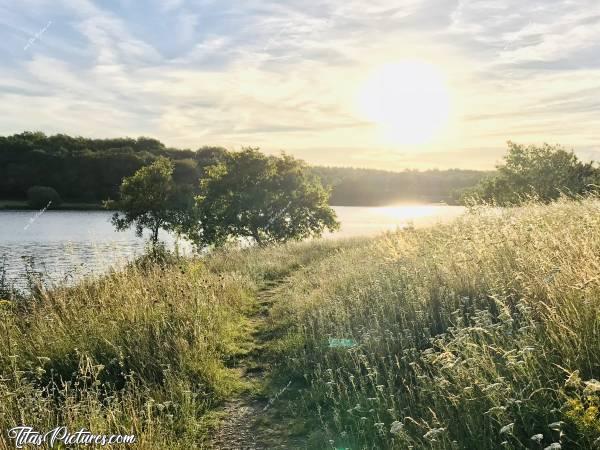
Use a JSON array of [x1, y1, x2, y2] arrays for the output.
[[151, 222, 161, 256], [152, 225, 160, 245], [252, 229, 263, 247]]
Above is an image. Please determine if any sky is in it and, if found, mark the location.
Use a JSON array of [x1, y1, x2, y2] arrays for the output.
[[1, 0, 599, 170]]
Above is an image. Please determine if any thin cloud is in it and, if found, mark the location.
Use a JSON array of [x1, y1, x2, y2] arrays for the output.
[[0, 0, 599, 169]]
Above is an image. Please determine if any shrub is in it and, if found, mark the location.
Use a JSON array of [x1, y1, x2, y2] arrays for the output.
[[26, 185, 62, 209], [465, 142, 600, 205]]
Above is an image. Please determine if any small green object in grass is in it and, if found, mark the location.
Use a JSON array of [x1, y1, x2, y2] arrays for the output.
[[328, 338, 356, 348]]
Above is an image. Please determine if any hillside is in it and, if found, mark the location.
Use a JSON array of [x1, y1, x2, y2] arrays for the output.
[[313, 166, 490, 205], [1, 198, 599, 448]]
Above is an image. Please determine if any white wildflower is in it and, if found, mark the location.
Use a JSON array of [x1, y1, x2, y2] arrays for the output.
[[584, 379, 600, 393], [548, 421, 564, 431], [530, 434, 544, 443], [390, 421, 404, 435]]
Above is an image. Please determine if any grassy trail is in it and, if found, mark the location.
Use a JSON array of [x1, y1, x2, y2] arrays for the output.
[[210, 278, 302, 449]]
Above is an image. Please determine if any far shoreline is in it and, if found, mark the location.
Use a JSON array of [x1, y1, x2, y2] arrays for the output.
[[0, 198, 459, 211], [0, 200, 105, 211]]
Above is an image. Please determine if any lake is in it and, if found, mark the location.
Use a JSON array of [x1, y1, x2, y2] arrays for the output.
[[0, 205, 464, 289]]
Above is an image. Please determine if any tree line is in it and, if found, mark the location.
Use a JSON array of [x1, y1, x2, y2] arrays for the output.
[[0, 132, 224, 204], [3, 132, 594, 211], [0, 132, 489, 207], [313, 166, 488, 205]]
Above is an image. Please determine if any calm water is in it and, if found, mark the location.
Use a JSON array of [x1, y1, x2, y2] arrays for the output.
[[327, 205, 464, 238], [0, 205, 463, 289]]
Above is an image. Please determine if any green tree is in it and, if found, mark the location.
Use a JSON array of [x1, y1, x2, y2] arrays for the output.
[[106, 157, 196, 247], [193, 148, 339, 247], [467, 142, 599, 205], [26, 186, 62, 208]]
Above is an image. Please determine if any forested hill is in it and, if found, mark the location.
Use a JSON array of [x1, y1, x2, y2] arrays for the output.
[[313, 166, 488, 205], [0, 132, 489, 206]]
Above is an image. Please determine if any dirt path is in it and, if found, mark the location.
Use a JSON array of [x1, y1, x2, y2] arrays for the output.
[[209, 280, 299, 450]]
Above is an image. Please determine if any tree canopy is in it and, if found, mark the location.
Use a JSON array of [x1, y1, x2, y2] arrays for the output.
[[26, 185, 62, 209], [465, 142, 600, 205], [193, 149, 340, 247], [106, 157, 197, 246], [0, 131, 226, 204]]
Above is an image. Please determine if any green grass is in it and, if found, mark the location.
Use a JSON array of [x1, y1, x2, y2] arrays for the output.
[[1, 199, 599, 449]]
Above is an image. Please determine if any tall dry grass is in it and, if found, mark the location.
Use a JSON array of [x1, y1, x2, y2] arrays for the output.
[[269, 198, 600, 449], [0, 239, 353, 449], [2, 200, 599, 448]]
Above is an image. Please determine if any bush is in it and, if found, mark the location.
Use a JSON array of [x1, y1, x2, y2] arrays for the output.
[[465, 142, 600, 205], [26, 185, 62, 209]]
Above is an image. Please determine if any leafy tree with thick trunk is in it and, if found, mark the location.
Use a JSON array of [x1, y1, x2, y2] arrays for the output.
[[193, 148, 339, 247]]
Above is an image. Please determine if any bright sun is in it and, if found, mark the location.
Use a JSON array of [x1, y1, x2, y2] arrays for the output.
[[357, 61, 451, 145]]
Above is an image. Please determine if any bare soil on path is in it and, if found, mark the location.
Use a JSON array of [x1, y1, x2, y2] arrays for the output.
[[209, 280, 305, 450]]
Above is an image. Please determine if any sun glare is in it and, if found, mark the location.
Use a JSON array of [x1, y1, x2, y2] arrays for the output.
[[357, 61, 451, 145]]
